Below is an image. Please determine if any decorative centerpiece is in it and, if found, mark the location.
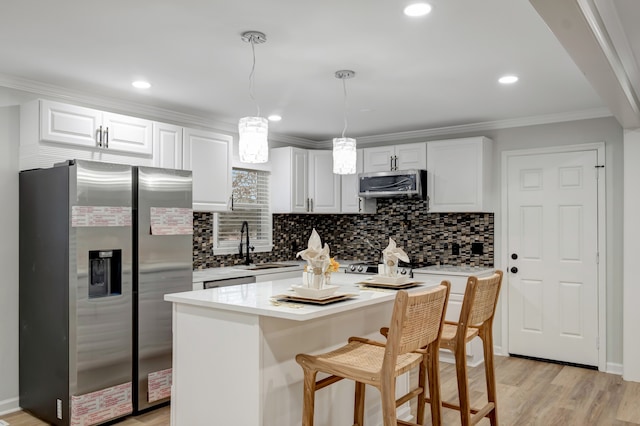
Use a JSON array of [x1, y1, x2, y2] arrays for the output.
[[381, 238, 409, 277], [295, 229, 338, 297]]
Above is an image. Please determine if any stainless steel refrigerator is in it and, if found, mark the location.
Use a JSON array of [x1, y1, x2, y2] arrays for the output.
[[19, 160, 192, 425]]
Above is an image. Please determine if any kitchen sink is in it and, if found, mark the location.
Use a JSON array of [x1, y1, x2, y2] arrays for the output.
[[238, 263, 295, 270]]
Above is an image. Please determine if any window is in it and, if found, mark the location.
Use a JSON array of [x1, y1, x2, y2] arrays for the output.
[[214, 168, 272, 255]]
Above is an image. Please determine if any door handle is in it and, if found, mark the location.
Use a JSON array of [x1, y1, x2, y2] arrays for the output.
[[511, 253, 518, 260], [510, 267, 518, 273], [97, 125, 103, 147]]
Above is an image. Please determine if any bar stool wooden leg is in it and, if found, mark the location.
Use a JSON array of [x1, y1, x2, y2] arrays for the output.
[[425, 345, 442, 426], [481, 330, 498, 426], [354, 381, 365, 425], [301, 368, 318, 426], [380, 376, 398, 426], [454, 343, 472, 426]]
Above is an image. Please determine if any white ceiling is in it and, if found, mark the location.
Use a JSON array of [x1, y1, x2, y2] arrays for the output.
[[0, 0, 638, 143]]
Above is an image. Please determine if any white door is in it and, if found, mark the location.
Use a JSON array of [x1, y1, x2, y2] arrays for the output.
[[507, 150, 599, 366]]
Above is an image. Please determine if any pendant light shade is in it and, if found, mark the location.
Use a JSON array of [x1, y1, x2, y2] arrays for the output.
[[332, 137, 357, 174], [239, 116, 269, 163], [333, 70, 357, 175], [239, 31, 269, 163]]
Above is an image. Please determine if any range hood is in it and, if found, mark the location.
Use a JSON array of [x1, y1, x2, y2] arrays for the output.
[[358, 169, 427, 199]]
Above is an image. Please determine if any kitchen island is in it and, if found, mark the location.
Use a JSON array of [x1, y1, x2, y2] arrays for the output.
[[164, 272, 440, 426]]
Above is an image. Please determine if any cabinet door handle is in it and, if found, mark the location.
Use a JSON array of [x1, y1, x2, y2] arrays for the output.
[[390, 156, 393, 171], [358, 198, 362, 213], [310, 198, 314, 212], [104, 127, 109, 148], [97, 125, 103, 147], [306, 198, 309, 212], [394, 155, 398, 170]]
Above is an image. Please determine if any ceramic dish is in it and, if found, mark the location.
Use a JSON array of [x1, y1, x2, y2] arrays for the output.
[[273, 292, 357, 305], [291, 284, 339, 299]]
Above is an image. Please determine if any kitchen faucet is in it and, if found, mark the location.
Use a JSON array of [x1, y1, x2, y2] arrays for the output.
[[239, 221, 254, 265]]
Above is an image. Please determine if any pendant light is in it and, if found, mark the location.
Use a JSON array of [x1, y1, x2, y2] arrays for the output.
[[239, 31, 268, 163], [333, 70, 357, 175]]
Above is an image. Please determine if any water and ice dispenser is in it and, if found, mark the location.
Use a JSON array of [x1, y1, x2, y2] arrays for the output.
[[89, 249, 122, 298]]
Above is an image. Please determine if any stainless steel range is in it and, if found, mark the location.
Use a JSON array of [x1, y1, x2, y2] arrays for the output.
[[345, 261, 413, 276]]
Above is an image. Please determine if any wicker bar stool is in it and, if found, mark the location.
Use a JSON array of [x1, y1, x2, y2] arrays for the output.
[[437, 270, 503, 426], [295, 282, 450, 426]]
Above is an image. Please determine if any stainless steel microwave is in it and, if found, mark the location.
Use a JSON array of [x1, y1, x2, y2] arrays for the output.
[[358, 169, 427, 199]]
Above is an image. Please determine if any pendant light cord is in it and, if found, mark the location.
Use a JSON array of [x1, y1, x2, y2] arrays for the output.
[[341, 77, 348, 138], [248, 37, 261, 117]]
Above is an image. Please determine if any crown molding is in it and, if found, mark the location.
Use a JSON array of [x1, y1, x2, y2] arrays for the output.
[[315, 107, 613, 148], [0, 74, 315, 146]]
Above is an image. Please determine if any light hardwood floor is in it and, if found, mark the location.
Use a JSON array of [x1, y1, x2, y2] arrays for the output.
[[2, 355, 639, 425]]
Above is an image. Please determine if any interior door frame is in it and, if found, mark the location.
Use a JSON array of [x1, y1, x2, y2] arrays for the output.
[[500, 142, 607, 371]]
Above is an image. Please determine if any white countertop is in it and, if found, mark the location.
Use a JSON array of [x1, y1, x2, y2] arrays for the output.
[[412, 265, 495, 276], [166, 272, 441, 321]]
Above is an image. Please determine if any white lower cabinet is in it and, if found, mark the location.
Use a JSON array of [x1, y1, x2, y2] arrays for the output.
[[183, 128, 232, 212], [412, 267, 495, 366]]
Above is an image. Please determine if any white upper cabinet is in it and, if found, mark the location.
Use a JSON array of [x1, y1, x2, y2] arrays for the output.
[[308, 150, 341, 213], [40, 99, 152, 155], [153, 122, 183, 169], [341, 149, 376, 213], [426, 137, 493, 212], [363, 142, 427, 172], [20, 99, 156, 170], [271, 147, 308, 213], [271, 147, 341, 214], [183, 128, 232, 212]]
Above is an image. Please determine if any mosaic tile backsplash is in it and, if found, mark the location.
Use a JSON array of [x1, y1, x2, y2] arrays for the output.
[[193, 198, 493, 270]]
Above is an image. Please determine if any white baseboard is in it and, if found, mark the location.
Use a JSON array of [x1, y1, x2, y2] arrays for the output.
[[0, 397, 20, 416], [607, 362, 623, 375]]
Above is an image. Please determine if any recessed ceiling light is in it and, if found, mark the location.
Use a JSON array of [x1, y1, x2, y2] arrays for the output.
[[404, 2, 432, 17], [268, 115, 282, 122], [498, 75, 519, 84], [132, 80, 151, 89]]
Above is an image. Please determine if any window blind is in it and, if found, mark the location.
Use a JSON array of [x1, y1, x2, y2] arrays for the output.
[[215, 169, 272, 251]]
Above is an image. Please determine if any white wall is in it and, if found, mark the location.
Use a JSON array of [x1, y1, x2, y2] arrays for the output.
[[623, 128, 640, 381], [487, 117, 624, 367], [0, 106, 20, 413]]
